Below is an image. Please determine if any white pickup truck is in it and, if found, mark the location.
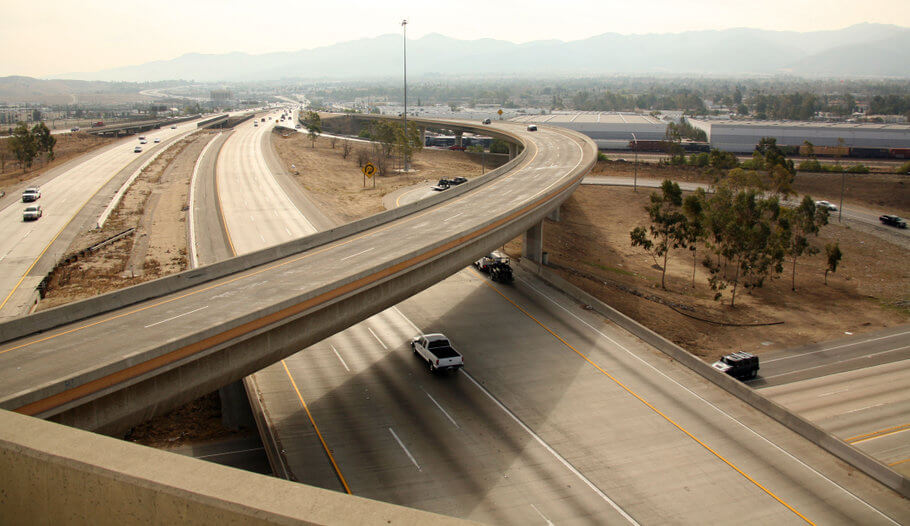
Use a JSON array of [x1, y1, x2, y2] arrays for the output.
[[411, 333, 463, 374]]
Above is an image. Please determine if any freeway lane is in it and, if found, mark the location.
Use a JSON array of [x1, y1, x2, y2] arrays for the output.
[[0, 119, 588, 422], [211, 116, 908, 523], [0, 120, 203, 319], [763, 359, 910, 478], [209, 117, 636, 523]]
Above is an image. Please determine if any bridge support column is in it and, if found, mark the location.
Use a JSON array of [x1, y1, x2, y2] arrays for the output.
[[219, 380, 254, 430], [508, 142, 518, 160], [455, 131, 463, 148], [522, 220, 544, 264], [548, 206, 560, 222]]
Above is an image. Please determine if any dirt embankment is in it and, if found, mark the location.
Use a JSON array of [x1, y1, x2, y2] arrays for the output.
[[0, 132, 114, 192], [37, 132, 211, 309], [272, 132, 508, 223], [506, 183, 908, 361]]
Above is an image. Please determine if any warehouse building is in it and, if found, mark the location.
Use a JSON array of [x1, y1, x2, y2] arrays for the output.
[[510, 112, 668, 149], [688, 119, 910, 153]]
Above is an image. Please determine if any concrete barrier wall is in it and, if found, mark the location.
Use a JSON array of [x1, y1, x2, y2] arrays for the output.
[[0, 410, 477, 525], [0, 128, 530, 344], [519, 259, 910, 499], [197, 113, 229, 128], [41, 176, 581, 433]]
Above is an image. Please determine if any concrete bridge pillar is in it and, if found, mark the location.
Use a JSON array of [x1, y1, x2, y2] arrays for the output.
[[548, 206, 560, 222], [219, 380, 254, 430], [523, 220, 544, 264], [508, 142, 518, 160], [455, 131, 463, 148]]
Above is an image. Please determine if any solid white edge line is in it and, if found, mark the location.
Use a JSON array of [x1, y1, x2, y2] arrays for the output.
[[331, 345, 350, 372], [388, 427, 421, 471], [761, 347, 910, 380], [515, 275, 900, 525], [188, 132, 222, 269], [764, 331, 910, 364], [530, 503, 555, 526], [388, 305, 638, 525], [461, 371, 640, 525]]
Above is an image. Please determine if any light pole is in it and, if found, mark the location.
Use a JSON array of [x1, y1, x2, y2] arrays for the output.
[[631, 132, 638, 192], [401, 19, 409, 172]]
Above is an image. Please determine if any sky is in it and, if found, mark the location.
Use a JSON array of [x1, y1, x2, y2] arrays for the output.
[[2, 0, 908, 78]]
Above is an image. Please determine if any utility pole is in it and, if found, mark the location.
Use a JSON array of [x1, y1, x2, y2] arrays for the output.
[[631, 132, 638, 192], [401, 19, 409, 172]]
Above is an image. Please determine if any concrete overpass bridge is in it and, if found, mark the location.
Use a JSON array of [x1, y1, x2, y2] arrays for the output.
[[0, 118, 595, 435]]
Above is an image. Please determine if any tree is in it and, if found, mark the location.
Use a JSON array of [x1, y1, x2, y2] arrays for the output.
[[303, 111, 321, 148], [8, 122, 38, 170], [755, 137, 795, 196], [824, 243, 842, 285], [341, 139, 353, 159], [703, 188, 786, 307], [782, 196, 828, 291], [683, 189, 706, 287], [32, 122, 56, 162], [629, 180, 688, 290]]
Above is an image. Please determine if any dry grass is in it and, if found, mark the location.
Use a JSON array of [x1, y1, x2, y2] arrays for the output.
[[515, 184, 908, 361]]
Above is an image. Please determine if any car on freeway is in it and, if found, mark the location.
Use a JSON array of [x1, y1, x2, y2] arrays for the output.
[[815, 200, 838, 211], [139, 139, 147, 144], [711, 351, 759, 380], [23, 205, 42, 221], [170, 125, 177, 129], [482, 118, 491, 124], [253, 122, 258, 127], [154, 138, 161, 143], [448, 145, 466, 151], [526, 124, 538, 131], [295, 124, 301, 129], [133, 146, 142, 153], [411, 333, 463, 374], [431, 180, 451, 191], [70, 126, 79, 132], [138, 135, 146, 141], [879, 214, 907, 228], [21, 187, 41, 202], [450, 177, 468, 185]]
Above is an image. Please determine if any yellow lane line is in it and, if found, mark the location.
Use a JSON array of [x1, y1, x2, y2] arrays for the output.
[[846, 422, 910, 444], [889, 457, 910, 467], [282, 360, 351, 494], [474, 272, 815, 525]]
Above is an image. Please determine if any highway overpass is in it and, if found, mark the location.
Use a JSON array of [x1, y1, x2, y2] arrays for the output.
[[0, 119, 596, 435]]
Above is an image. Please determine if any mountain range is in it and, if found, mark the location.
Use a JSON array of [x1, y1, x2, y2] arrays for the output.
[[51, 23, 910, 82]]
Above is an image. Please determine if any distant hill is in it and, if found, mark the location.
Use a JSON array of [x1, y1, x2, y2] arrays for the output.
[[0, 76, 152, 104], [48, 23, 910, 82]]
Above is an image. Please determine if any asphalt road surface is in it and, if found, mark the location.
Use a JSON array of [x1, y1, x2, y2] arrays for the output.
[[756, 326, 910, 477], [0, 120, 202, 319]]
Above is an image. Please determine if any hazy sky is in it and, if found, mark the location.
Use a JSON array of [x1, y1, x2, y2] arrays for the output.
[[2, 0, 908, 78]]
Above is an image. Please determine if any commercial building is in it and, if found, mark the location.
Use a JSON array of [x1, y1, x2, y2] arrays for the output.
[[511, 112, 667, 149], [688, 119, 910, 153]]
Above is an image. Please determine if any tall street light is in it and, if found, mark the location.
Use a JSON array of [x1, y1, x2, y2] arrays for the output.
[[401, 19, 409, 172], [631, 132, 638, 192]]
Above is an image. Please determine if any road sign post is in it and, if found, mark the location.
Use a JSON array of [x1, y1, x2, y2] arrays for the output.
[[362, 162, 376, 188]]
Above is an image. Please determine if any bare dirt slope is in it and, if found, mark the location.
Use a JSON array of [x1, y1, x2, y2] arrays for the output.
[[507, 184, 908, 361], [272, 132, 508, 223]]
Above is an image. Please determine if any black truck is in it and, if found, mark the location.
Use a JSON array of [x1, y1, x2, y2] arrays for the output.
[[711, 352, 760, 380]]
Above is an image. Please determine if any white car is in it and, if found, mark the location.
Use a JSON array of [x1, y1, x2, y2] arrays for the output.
[[23, 205, 42, 221], [526, 124, 538, 131], [134, 146, 142, 153], [154, 137, 161, 143], [170, 125, 177, 129], [815, 200, 838, 211], [22, 187, 41, 202]]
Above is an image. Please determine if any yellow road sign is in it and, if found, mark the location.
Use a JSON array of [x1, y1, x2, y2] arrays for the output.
[[497, 109, 503, 116], [362, 162, 376, 178]]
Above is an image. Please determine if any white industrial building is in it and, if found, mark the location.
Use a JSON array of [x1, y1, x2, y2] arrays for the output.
[[688, 119, 910, 153], [510, 112, 668, 149]]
